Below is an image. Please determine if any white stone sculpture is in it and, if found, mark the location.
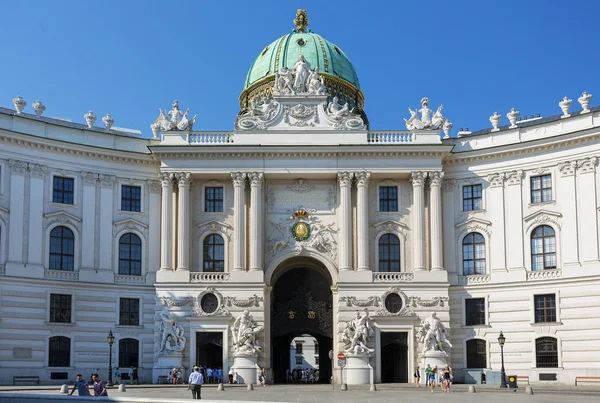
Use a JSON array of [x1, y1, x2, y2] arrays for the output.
[[158, 307, 186, 353], [150, 122, 160, 139], [231, 310, 263, 354], [307, 67, 326, 95], [32, 100, 46, 116], [84, 111, 97, 128], [489, 111, 501, 132], [430, 105, 445, 129], [417, 312, 452, 355], [419, 97, 433, 126], [326, 96, 350, 120], [235, 97, 281, 131], [12, 96, 26, 114], [272, 56, 326, 96], [506, 108, 519, 128], [292, 55, 311, 93], [102, 113, 114, 130], [152, 100, 197, 132], [404, 97, 446, 131], [273, 67, 294, 95], [442, 120, 453, 139], [559, 97, 572, 118], [342, 309, 375, 355], [578, 92, 592, 113]]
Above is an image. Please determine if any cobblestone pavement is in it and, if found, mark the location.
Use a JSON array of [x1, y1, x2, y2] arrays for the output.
[[2, 383, 600, 402]]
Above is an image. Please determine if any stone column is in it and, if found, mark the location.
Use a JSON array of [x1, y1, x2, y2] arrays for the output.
[[249, 172, 264, 271], [577, 157, 599, 262], [338, 171, 354, 271], [411, 171, 426, 271], [80, 172, 98, 270], [98, 174, 116, 271], [148, 180, 162, 275], [160, 173, 174, 271], [231, 172, 247, 271], [505, 170, 525, 270], [28, 164, 47, 267], [429, 171, 444, 271], [7, 160, 27, 264], [356, 171, 370, 271], [176, 172, 192, 271]]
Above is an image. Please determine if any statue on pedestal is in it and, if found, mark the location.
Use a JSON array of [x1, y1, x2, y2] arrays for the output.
[[153, 100, 197, 133], [231, 310, 263, 354], [418, 312, 452, 355], [404, 97, 446, 131], [158, 307, 186, 353], [292, 55, 312, 93], [342, 309, 375, 355]]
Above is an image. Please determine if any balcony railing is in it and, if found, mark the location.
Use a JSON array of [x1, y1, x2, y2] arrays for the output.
[[367, 131, 414, 144], [191, 272, 230, 283], [526, 269, 562, 281], [373, 272, 414, 282], [189, 133, 234, 145], [458, 274, 491, 285], [44, 269, 79, 281], [115, 274, 146, 285]]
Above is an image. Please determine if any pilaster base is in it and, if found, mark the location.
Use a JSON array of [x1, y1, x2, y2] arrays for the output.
[[5, 262, 43, 278], [232, 351, 259, 384], [156, 269, 190, 283], [153, 353, 185, 384], [343, 354, 373, 385]]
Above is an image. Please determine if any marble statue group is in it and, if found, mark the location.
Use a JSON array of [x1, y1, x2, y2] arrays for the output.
[[273, 55, 326, 96], [404, 97, 446, 131], [231, 310, 264, 354], [418, 312, 453, 355], [152, 100, 197, 133], [158, 307, 186, 353], [342, 309, 375, 355]]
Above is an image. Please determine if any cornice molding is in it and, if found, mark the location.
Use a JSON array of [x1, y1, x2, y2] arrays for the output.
[[152, 150, 450, 160]]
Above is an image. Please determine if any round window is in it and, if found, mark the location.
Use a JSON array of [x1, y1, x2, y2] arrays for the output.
[[200, 293, 219, 314], [296, 38, 306, 46], [384, 293, 403, 314]]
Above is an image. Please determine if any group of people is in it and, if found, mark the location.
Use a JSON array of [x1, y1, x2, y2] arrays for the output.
[[414, 364, 453, 392], [285, 368, 320, 383], [69, 373, 107, 397], [113, 366, 138, 385]]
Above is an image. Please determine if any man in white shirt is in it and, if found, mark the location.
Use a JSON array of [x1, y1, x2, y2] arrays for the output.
[[188, 366, 204, 400]]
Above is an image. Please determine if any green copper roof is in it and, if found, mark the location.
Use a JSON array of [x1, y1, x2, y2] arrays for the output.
[[243, 32, 360, 90]]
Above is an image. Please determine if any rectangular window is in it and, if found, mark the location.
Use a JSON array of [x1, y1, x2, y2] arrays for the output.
[[52, 176, 74, 205], [205, 187, 224, 212], [463, 184, 483, 211], [295, 357, 303, 365], [121, 185, 141, 212], [315, 357, 320, 365], [379, 186, 398, 212], [295, 342, 303, 354], [314, 342, 319, 352], [531, 174, 552, 204], [119, 298, 140, 326], [534, 294, 557, 323], [49, 294, 72, 323], [465, 298, 486, 326]]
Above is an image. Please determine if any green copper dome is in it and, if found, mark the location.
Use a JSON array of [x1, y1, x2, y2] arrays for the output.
[[243, 32, 360, 90]]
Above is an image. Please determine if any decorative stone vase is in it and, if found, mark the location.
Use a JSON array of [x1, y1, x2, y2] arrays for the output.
[[559, 97, 572, 118], [150, 122, 160, 139], [12, 96, 26, 114], [442, 121, 452, 139], [489, 112, 501, 132], [84, 110, 97, 128], [578, 92, 592, 113], [102, 113, 115, 130], [506, 108, 519, 128], [32, 100, 46, 116]]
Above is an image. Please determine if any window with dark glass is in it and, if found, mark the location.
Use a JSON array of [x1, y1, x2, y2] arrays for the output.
[[205, 187, 224, 212], [531, 174, 552, 203], [121, 185, 141, 212], [379, 186, 398, 212], [378, 234, 400, 272], [118, 338, 139, 368], [463, 184, 483, 211], [296, 342, 303, 354], [463, 232, 485, 275], [203, 234, 224, 272], [315, 357, 320, 365], [465, 298, 486, 326], [48, 336, 71, 367], [119, 298, 140, 326], [534, 294, 557, 323], [52, 176, 74, 204], [50, 294, 72, 323], [466, 339, 487, 368], [119, 233, 142, 276], [49, 226, 75, 271], [531, 225, 556, 271], [536, 337, 558, 368], [314, 342, 319, 352], [295, 357, 303, 365]]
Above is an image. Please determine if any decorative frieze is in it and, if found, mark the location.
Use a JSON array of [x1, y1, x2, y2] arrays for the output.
[[340, 296, 381, 307], [8, 159, 27, 175], [226, 294, 264, 308], [81, 171, 98, 185], [99, 174, 116, 188], [189, 287, 230, 317], [29, 164, 47, 179]]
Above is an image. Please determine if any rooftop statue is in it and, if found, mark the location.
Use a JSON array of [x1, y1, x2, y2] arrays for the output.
[[326, 96, 350, 120], [293, 55, 312, 93], [273, 67, 294, 95], [405, 97, 446, 131], [293, 9, 309, 33], [307, 67, 327, 95], [152, 100, 197, 133]]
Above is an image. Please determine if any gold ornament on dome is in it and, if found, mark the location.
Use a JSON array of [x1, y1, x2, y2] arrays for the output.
[[294, 9, 309, 33]]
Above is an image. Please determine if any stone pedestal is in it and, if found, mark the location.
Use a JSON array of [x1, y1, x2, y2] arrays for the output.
[[421, 350, 448, 374], [343, 354, 373, 385], [231, 352, 258, 384], [153, 353, 184, 384]]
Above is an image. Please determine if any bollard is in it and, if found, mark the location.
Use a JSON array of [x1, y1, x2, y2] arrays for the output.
[[247, 383, 254, 391], [468, 385, 476, 393], [370, 384, 377, 392], [341, 383, 348, 391], [60, 384, 69, 394], [118, 384, 126, 392], [525, 386, 534, 395], [217, 383, 225, 391]]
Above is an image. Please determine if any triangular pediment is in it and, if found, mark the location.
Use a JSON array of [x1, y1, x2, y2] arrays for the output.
[[44, 211, 81, 222], [455, 217, 491, 230], [196, 220, 233, 231], [523, 209, 562, 223], [374, 219, 410, 232], [113, 218, 148, 229]]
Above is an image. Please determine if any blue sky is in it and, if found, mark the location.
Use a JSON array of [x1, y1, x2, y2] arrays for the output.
[[1, 0, 599, 136]]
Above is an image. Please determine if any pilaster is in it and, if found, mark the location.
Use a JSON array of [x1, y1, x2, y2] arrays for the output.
[[7, 160, 27, 266], [176, 172, 191, 271], [504, 170, 525, 271], [487, 173, 507, 271], [355, 171, 370, 271], [249, 172, 264, 271], [558, 162, 579, 266], [577, 157, 599, 263], [231, 172, 247, 271], [411, 171, 426, 271], [148, 180, 161, 278], [27, 164, 47, 267], [429, 171, 444, 271], [160, 173, 174, 271], [98, 174, 115, 271], [81, 171, 98, 270], [338, 171, 354, 271]]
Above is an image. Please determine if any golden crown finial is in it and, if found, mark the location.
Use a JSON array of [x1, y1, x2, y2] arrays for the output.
[[294, 208, 308, 219], [294, 9, 309, 33]]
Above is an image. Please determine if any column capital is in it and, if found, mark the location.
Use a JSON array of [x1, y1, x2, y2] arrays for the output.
[[337, 171, 354, 187], [486, 172, 505, 187], [558, 161, 577, 177], [248, 172, 264, 187], [175, 172, 192, 187], [29, 163, 48, 179], [577, 156, 598, 174], [231, 172, 247, 186], [429, 171, 444, 186], [81, 171, 98, 185], [8, 159, 28, 175], [160, 172, 174, 186], [99, 174, 116, 189], [505, 170, 524, 186], [410, 171, 427, 187], [355, 171, 371, 187]]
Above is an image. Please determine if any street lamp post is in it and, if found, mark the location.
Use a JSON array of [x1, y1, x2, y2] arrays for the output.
[[498, 331, 507, 388], [107, 330, 115, 387]]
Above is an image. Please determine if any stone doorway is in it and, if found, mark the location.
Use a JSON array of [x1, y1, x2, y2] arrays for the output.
[[381, 331, 408, 383], [195, 332, 223, 374]]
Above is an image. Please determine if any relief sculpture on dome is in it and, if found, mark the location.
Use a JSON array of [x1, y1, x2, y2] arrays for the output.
[[234, 96, 281, 131], [323, 96, 366, 130], [272, 55, 326, 96]]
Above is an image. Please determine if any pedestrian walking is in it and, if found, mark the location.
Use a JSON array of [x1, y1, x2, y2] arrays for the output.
[[442, 365, 452, 393], [188, 366, 204, 400], [69, 374, 90, 396], [172, 367, 178, 385], [414, 365, 421, 387], [128, 367, 134, 384], [91, 373, 108, 396], [425, 364, 431, 386], [429, 367, 437, 393], [228, 367, 234, 384], [132, 367, 139, 385], [114, 367, 120, 385], [258, 367, 266, 387]]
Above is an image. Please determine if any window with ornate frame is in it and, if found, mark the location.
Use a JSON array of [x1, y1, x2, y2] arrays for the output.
[[118, 338, 139, 368], [535, 337, 558, 368], [203, 234, 224, 272], [49, 294, 72, 323], [466, 339, 487, 368], [118, 233, 142, 276], [48, 336, 71, 367], [531, 174, 552, 204], [531, 225, 556, 271], [49, 226, 75, 271], [463, 184, 483, 211], [534, 294, 557, 323], [462, 232, 485, 275], [378, 234, 400, 272], [379, 186, 398, 212]]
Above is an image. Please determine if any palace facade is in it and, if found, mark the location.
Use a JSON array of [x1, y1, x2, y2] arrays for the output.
[[0, 11, 599, 386]]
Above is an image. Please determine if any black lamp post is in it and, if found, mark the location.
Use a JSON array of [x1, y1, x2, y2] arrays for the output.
[[498, 331, 507, 388], [107, 330, 115, 387]]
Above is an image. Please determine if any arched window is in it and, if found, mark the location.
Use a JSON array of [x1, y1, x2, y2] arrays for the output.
[[378, 234, 400, 272], [463, 232, 485, 275], [531, 225, 556, 271], [49, 336, 71, 367], [118, 338, 139, 368], [203, 234, 224, 272], [536, 337, 558, 368], [466, 339, 487, 368], [49, 226, 74, 271], [119, 233, 142, 276]]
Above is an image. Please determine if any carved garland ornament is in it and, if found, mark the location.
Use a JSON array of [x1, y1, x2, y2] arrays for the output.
[[340, 296, 381, 307], [226, 294, 264, 308]]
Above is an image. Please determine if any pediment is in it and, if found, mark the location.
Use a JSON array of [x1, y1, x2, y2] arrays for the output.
[[523, 209, 562, 231], [455, 217, 492, 237], [196, 220, 233, 231], [373, 220, 410, 239], [455, 217, 491, 230], [44, 211, 81, 222], [197, 220, 233, 240], [523, 209, 562, 223], [113, 218, 148, 229]]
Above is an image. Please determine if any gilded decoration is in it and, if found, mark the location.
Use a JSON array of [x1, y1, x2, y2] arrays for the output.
[[293, 9, 309, 33], [291, 208, 311, 241]]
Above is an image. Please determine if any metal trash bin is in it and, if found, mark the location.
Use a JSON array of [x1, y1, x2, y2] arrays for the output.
[[507, 375, 518, 389]]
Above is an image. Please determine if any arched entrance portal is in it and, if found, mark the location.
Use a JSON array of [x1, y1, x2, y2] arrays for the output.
[[271, 258, 333, 384]]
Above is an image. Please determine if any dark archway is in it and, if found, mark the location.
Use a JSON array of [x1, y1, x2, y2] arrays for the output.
[[271, 260, 333, 383], [381, 332, 408, 383]]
